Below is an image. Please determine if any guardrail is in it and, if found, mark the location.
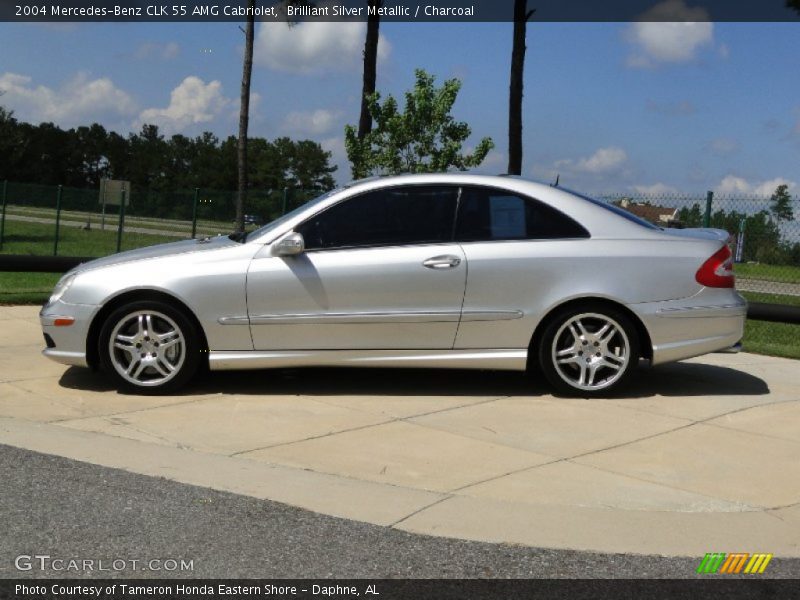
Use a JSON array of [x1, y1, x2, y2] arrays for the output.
[[0, 255, 92, 273], [2, 254, 799, 325], [747, 302, 800, 325]]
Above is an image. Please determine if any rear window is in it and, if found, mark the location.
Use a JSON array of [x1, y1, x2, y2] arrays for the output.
[[564, 188, 661, 230], [456, 187, 590, 241]]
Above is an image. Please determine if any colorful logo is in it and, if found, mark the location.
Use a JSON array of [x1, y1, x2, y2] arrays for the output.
[[696, 553, 773, 574]]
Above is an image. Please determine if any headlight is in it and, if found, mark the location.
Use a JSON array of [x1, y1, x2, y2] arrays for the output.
[[48, 273, 77, 305]]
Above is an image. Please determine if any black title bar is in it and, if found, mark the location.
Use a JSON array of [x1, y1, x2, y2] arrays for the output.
[[2, 579, 800, 600], [3, 0, 800, 22]]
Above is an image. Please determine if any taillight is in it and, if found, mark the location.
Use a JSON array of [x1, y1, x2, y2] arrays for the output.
[[696, 244, 734, 288]]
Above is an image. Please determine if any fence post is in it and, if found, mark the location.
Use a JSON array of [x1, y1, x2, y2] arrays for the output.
[[703, 190, 713, 228], [735, 218, 746, 263], [0, 180, 7, 250], [53, 185, 63, 256], [281, 187, 288, 215], [116, 188, 127, 253], [191, 188, 199, 239]]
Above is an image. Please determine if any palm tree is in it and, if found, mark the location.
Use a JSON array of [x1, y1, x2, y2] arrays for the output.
[[357, 0, 381, 140], [508, 0, 535, 176], [235, 0, 256, 234]]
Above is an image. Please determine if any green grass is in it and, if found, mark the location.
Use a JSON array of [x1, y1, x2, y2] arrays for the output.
[[0, 220, 176, 304], [735, 262, 800, 283], [738, 291, 800, 359], [0, 271, 60, 304], [740, 291, 800, 307], [0, 219, 176, 257], [742, 319, 800, 360], [4, 205, 228, 236], [7, 204, 233, 235]]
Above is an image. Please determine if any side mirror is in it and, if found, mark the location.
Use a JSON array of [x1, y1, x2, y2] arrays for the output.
[[275, 232, 305, 256]]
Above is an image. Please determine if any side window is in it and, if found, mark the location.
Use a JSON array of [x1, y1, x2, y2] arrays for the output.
[[455, 187, 589, 242], [297, 186, 458, 250]]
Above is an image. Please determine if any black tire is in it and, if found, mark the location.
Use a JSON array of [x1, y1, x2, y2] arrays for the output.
[[537, 303, 640, 397], [98, 300, 201, 394]]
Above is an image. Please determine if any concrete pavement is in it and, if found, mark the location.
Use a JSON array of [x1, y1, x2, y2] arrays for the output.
[[1, 304, 799, 557]]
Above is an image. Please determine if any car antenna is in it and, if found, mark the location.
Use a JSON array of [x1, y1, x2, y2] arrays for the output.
[[551, 174, 560, 187]]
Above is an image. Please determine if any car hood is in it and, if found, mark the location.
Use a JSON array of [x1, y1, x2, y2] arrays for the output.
[[69, 235, 239, 274]]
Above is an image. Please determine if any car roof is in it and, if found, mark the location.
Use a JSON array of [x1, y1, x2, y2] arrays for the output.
[[251, 174, 667, 243]]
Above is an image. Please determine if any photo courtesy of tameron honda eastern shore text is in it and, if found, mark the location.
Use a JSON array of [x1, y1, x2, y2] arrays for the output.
[[40, 174, 746, 397]]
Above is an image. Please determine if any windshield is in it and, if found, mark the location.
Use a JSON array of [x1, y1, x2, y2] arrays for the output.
[[563, 188, 661, 230], [244, 188, 343, 242]]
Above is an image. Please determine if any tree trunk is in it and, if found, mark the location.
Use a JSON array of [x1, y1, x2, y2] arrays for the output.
[[357, 0, 381, 140], [236, 2, 255, 234], [508, 0, 532, 176]]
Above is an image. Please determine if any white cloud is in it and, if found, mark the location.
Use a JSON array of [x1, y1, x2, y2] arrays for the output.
[[0, 71, 136, 126], [716, 175, 750, 195], [632, 182, 680, 196], [135, 41, 180, 60], [283, 108, 341, 136], [136, 76, 231, 133], [255, 3, 391, 73], [533, 146, 632, 190], [625, 0, 713, 68], [555, 146, 628, 175], [716, 175, 796, 197]]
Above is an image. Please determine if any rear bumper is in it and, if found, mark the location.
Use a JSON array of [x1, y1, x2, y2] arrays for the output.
[[633, 291, 747, 366], [716, 341, 742, 354]]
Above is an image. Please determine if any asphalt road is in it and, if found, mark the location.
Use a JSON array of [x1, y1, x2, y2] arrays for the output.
[[1, 444, 798, 580]]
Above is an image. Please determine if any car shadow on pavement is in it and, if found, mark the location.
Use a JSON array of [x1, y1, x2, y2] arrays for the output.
[[617, 361, 769, 398], [57, 366, 544, 397], [57, 360, 769, 399]]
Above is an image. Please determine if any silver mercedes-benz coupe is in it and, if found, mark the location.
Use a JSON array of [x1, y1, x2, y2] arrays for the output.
[[41, 174, 746, 396]]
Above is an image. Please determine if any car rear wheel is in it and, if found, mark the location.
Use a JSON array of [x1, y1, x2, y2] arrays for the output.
[[538, 305, 639, 397], [99, 301, 200, 394]]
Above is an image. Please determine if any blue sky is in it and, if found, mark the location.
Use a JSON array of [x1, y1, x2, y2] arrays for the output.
[[2, 14, 800, 196]]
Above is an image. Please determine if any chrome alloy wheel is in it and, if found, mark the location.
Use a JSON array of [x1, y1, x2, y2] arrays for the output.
[[108, 310, 185, 387], [551, 312, 630, 392]]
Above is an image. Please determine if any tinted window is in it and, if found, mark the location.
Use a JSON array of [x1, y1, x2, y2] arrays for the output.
[[563, 188, 661, 230], [297, 186, 458, 250], [455, 187, 589, 241]]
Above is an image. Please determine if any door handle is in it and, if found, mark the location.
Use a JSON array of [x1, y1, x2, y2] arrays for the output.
[[422, 255, 462, 269]]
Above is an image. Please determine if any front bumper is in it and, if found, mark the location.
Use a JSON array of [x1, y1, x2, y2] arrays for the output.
[[39, 300, 99, 368]]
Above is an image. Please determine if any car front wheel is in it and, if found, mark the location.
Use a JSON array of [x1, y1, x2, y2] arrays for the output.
[[99, 301, 200, 394], [538, 305, 639, 397]]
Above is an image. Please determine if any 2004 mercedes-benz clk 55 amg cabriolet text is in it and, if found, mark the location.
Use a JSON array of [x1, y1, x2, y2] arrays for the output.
[[40, 174, 746, 397]]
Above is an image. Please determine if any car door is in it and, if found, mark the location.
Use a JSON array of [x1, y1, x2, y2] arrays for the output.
[[246, 185, 467, 350], [452, 186, 591, 350]]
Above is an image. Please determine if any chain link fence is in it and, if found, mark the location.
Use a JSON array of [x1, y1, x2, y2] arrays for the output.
[[0, 180, 321, 257], [2, 182, 798, 294], [1, 181, 797, 357]]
